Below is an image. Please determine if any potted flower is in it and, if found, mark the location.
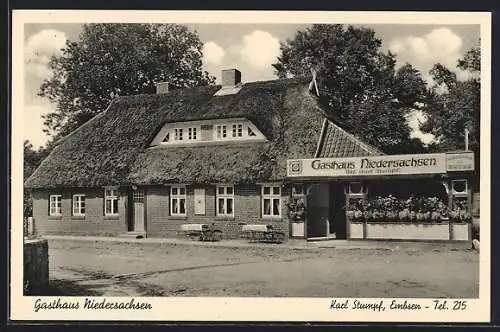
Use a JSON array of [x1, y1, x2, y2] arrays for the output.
[[287, 197, 306, 237], [287, 197, 306, 222], [353, 209, 364, 221], [431, 211, 441, 222], [398, 208, 410, 221]]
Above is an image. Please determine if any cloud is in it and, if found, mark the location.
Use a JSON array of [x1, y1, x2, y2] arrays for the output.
[[202, 41, 225, 65], [24, 29, 67, 79], [24, 104, 52, 149], [406, 110, 435, 145], [237, 30, 280, 69], [388, 28, 464, 84]]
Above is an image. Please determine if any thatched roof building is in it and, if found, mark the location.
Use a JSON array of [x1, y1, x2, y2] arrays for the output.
[[25, 73, 382, 189]]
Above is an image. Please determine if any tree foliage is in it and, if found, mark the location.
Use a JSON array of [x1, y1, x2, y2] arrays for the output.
[[423, 46, 480, 153], [273, 24, 428, 154], [421, 45, 481, 189], [39, 23, 215, 141], [23, 140, 48, 218]]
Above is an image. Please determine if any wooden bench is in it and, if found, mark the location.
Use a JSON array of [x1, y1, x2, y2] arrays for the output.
[[240, 224, 285, 244], [178, 223, 222, 242]]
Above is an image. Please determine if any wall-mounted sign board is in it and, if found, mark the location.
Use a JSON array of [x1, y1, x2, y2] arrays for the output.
[[287, 152, 474, 178]]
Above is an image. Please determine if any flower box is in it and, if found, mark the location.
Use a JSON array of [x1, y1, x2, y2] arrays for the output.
[[348, 221, 470, 241], [291, 222, 305, 238]]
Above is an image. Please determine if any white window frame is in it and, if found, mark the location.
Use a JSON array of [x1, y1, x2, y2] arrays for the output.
[[231, 123, 243, 138], [170, 185, 187, 216], [215, 124, 228, 140], [104, 187, 119, 216], [72, 194, 86, 216], [187, 127, 199, 141], [173, 128, 184, 141], [216, 185, 234, 217], [49, 194, 62, 216], [261, 184, 281, 218]]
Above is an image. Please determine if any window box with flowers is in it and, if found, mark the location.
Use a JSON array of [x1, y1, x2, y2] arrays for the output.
[[345, 195, 469, 241]]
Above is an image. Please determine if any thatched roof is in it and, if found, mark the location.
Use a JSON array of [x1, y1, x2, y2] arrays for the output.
[[25, 76, 384, 188], [25, 78, 319, 187]]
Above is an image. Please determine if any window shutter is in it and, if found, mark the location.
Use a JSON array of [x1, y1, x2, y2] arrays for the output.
[[194, 188, 206, 215]]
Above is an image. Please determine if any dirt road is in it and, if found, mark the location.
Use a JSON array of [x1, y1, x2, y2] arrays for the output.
[[45, 239, 479, 298]]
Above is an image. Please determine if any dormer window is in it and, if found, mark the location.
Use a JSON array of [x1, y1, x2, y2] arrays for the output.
[[188, 127, 197, 140], [216, 125, 228, 139], [151, 118, 266, 147], [174, 128, 183, 141], [232, 124, 243, 138]]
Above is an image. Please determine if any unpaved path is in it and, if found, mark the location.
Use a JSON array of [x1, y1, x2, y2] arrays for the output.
[[46, 239, 479, 298]]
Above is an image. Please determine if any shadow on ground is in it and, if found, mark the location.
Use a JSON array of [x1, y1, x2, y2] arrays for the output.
[[25, 279, 104, 296]]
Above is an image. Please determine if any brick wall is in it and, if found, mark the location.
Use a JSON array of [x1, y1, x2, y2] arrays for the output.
[[31, 184, 292, 239], [146, 184, 291, 239], [32, 188, 127, 236]]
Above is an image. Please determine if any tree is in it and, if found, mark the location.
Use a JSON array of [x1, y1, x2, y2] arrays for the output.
[[23, 140, 48, 219], [421, 46, 481, 189], [273, 24, 428, 153], [422, 46, 480, 153], [39, 24, 215, 141]]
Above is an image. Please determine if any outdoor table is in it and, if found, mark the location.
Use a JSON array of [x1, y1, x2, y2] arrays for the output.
[[240, 224, 285, 243], [178, 223, 222, 242]]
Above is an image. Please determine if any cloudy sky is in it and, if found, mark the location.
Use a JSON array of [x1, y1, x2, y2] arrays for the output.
[[23, 23, 480, 148]]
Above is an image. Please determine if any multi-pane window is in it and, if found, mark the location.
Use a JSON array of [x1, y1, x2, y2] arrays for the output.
[[262, 185, 281, 217], [232, 124, 243, 138], [174, 128, 183, 141], [104, 188, 119, 215], [187, 127, 197, 140], [216, 125, 227, 139], [170, 185, 186, 216], [217, 185, 234, 216], [49, 194, 62, 216], [72, 194, 86, 216]]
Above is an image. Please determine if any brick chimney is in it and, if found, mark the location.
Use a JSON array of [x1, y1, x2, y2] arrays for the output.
[[221, 69, 241, 87], [155, 82, 170, 94]]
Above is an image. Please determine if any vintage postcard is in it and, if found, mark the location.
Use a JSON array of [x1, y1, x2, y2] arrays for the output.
[[11, 10, 491, 322]]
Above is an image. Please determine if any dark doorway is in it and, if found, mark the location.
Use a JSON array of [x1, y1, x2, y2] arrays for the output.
[[330, 184, 347, 239], [306, 183, 329, 238]]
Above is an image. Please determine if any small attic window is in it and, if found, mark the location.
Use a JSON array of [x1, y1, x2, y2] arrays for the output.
[[232, 124, 243, 138], [152, 119, 266, 147], [174, 128, 184, 141], [162, 133, 170, 143], [216, 125, 228, 139]]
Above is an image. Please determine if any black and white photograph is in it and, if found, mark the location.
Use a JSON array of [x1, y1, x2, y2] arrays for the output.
[[11, 10, 491, 322]]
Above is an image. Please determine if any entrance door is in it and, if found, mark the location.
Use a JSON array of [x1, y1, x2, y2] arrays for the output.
[[132, 189, 145, 232], [330, 184, 347, 239], [306, 183, 329, 238]]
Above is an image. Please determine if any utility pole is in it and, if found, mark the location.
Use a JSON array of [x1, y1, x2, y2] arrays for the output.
[[465, 128, 469, 151]]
